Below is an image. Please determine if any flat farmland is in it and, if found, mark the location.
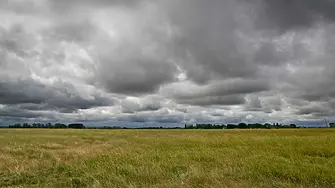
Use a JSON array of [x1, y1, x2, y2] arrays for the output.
[[0, 129, 334, 188]]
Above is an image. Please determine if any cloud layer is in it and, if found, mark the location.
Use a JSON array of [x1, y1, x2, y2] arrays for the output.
[[1, 0, 335, 126]]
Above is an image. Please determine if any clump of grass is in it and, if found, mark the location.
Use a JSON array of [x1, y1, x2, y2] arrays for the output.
[[0, 129, 334, 187]]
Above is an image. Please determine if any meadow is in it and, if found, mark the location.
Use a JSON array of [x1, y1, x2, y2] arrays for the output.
[[0, 129, 334, 188]]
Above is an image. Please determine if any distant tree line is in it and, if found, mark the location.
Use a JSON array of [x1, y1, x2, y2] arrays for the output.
[[1, 122, 335, 129], [184, 123, 299, 129], [86, 126, 182, 129], [3, 123, 85, 129]]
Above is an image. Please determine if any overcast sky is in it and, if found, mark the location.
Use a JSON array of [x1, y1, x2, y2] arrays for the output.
[[1, 0, 335, 126]]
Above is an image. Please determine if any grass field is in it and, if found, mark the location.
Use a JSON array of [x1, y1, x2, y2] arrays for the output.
[[0, 129, 334, 188]]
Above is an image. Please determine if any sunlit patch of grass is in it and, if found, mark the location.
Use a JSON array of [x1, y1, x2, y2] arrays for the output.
[[0, 129, 334, 187]]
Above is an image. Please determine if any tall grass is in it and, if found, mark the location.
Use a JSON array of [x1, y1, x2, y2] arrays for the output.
[[0, 129, 334, 187]]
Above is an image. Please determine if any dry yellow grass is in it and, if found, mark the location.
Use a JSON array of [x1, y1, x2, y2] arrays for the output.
[[0, 129, 334, 188]]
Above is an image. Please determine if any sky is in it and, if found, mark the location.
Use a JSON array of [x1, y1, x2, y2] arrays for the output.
[[1, 0, 335, 127]]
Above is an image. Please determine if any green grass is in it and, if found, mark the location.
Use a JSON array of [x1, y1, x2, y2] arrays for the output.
[[0, 129, 334, 188]]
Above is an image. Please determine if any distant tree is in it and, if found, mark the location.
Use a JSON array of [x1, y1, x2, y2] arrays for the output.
[[46, 123, 53, 128], [22, 123, 31, 128], [289, 124, 297, 128], [237, 123, 248, 129], [264, 123, 272, 129], [213, 124, 225, 129], [68, 123, 85, 129], [12, 123, 22, 128], [227, 124, 237, 129], [55, 123, 67, 129], [330, 123, 335, 128], [184, 124, 194, 129]]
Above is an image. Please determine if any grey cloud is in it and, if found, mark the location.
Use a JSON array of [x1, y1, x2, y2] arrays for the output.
[[97, 59, 177, 95], [49, 0, 139, 11], [297, 104, 329, 116], [285, 98, 310, 107], [164, 0, 261, 83], [0, 1, 44, 14], [283, 55, 335, 104], [91, 8, 179, 95], [120, 97, 162, 113], [257, 0, 335, 31], [165, 79, 269, 106], [245, 95, 263, 112], [245, 93, 283, 114], [162, 0, 307, 86], [0, 24, 34, 58], [178, 95, 246, 107], [211, 79, 270, 96], [117, 115, 148, 123], [0, 79, 46, 105], [262, 96, 283, 112], [48, 20, 97, 43], [0, 105, 44, 119], [295, 102, 335, 119], [0, 78, 113, 114], [123, 115, 182, 124], [152, 115, 183, 124], [117, 110, 184, 124], [43, 1, 178, 96], [252, 41, 295, 66]]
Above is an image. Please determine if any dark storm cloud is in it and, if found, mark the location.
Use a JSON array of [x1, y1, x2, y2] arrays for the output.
[[294, 101, 335, 119], [162, 0, 301, 85], [162, 0, 335, 80], [296, 104, 329, 116], [257, 0, 335, 31], [164, 0, 261, 83], [166, 79, 270, 106], [0, 79, 46, 105], [159, 0, 335, 120], [0, 79, 113, 114], [0, 105, 43, 119], [97, 59, 177, 95]]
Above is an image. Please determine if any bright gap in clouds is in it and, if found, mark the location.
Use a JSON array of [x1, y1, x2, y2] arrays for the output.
[[1, 0, 335, 126]]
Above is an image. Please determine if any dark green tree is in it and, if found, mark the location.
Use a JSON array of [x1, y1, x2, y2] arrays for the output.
[[237, 123, 248, 129], [68, 123, 85, 129]]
